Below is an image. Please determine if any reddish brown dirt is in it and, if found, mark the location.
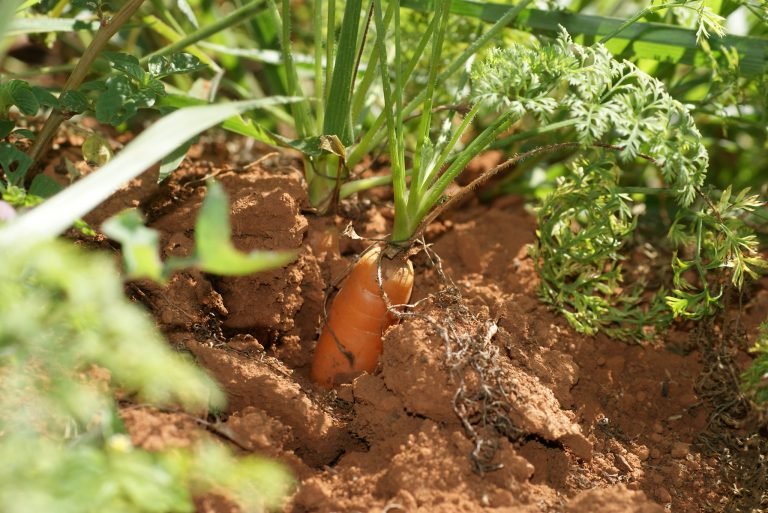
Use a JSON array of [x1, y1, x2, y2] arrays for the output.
[[86, 148, 768, 513]]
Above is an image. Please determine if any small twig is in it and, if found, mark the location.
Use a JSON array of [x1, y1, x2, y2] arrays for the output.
[[191, 415, 252, 452]]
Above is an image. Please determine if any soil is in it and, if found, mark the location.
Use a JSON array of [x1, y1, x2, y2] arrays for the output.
[[80, 143, 768, 513]]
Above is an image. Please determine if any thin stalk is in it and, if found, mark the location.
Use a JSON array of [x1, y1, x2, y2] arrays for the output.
[[346, 0, 534, 169], [409, 0, 450, 209], [396, 109, 519, 240], [372, 0, 406, 218], [410, 142, 581, 242], [421, 102, 480, 189], [349, 7, 434, 159], [404, 103, 480, 226], [27, 0, 146, 171], [599, 2, 704, 44], [313, 0, 324, 133], [141, 0, 265, 63], [393, 0, 405, 196], [141, 15, 218, 68], [267, 0, 312, 137], [324, 0, 336, 106], [3, 63, 77, 78], [347, 0, 375, 139], [618, 186, 672, 195], [339, 169, 414, 199], [490, 118, 578, 148], [50, 0, 68, 17], [149, 0, 187, 35]]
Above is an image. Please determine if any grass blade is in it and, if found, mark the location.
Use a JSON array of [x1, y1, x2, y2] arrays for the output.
[[0, 0, 22, 59], [323, 0, 365, 145], [401, 0, 768, 76], [7, 17, 99, 36]]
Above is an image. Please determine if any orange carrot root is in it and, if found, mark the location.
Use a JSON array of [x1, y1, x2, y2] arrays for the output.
[[310, 245, 414, 388]]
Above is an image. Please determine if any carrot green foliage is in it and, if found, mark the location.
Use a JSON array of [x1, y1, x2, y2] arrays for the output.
[[530, 160, 669, 340], [472, 31, 765, 337], [470, 30, 708, 207]]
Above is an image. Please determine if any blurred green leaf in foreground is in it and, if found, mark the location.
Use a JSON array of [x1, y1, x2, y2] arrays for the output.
[[0, 240, 292, 513]]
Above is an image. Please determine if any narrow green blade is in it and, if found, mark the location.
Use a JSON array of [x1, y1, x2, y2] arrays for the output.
[[402, 0, 768, 75], [323, 0, 365, 145], [194, 181, 297, 275], [0, 97, 300, 247]]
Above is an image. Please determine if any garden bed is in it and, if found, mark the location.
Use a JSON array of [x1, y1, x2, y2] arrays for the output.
[[77, 143, 767, 513]]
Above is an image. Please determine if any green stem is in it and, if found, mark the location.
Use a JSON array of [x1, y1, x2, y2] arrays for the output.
[[617, 186, 672, 195], [490, 118, 577, 148], [141, 0, 265, 63], [339, 169, 413, 199], [599, 2, 698, 44], [347, 0, 534, 169], [3, 64, 77, 78], [392, 109, 518, 241], [313, 0, 324, 133], [411, 0, 449, 201], [372, 0, 406, 219], [324, 0, 336, 106], [141, 15, 219, 69]]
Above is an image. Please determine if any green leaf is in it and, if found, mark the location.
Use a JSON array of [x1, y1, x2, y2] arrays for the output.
[[0, 120, 14, 139], [12, 129, 36, 140], [322, 0, 364, 145], [7, 80, 40, 115], [0, 142, 32, 186], [59, 90, 90, 113], [7, 17, 99, 36], [82, 134, 114, 166], [158, 139, 194, 182], [95, 76, 138, 125], [101, 209, 165, 282], [401, 0, 768, 76], [148, 53, 206, 78], [30, 86, 59, 109], [159, 94, 278, 144], [28, 175, 63, 198], [194, 181, 297, 275], [103, 51, 146, 82]]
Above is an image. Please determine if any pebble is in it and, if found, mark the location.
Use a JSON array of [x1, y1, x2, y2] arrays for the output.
[[596, 356, 606, 366], [653, 421, 664, 434], [671, 442, 690, 459], [650, 448, 662, 459], [649, 433, 663, 443], [633, 445, 650, 461], [656, 487, 672, 503]]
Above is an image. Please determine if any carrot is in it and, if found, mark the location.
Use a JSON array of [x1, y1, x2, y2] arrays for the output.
[[310, 245, 414, 388]]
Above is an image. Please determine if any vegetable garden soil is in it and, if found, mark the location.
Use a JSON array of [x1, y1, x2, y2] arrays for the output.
[[78, 143, 768, 513]]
